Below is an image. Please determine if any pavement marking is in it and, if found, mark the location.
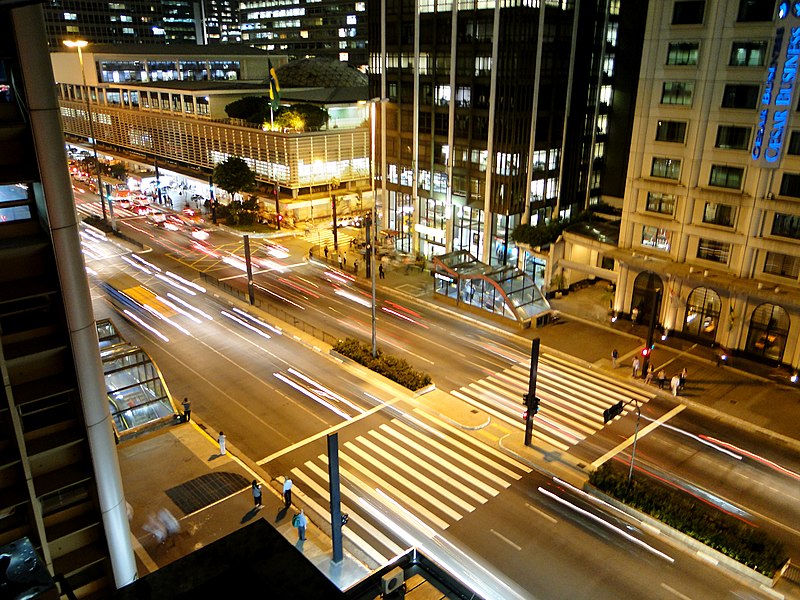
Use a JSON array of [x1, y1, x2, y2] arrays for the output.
[[525, 502, 557, 524], [659, 583, 694, 600], [257, 394, 403, 465], [131, 533, 159, 572], [591, 404, 687, 469], [490, 528, 522, 551]]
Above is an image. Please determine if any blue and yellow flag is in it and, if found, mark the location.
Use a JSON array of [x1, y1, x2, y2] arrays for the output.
[[268, 59, 281, 111]]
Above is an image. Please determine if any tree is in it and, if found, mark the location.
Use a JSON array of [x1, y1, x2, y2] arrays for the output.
[[224, 96, 269, 124], [213, 157, 256, 199], [275, 104, 328, 130]]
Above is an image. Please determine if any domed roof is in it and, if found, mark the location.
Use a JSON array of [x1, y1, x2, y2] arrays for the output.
[[275, 58, 368, 89]]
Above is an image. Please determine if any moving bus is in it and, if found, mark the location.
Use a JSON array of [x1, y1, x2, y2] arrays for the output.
[[100, 273, 176, 323]]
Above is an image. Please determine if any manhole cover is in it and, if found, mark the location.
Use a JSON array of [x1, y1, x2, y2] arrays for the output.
[[166, 472, 250, 515]]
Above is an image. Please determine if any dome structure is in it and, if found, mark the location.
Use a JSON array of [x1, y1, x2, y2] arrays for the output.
[[274, 58, 368, 89]]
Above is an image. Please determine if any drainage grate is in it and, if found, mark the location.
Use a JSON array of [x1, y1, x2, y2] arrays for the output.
[[166, 472, 250, 515]]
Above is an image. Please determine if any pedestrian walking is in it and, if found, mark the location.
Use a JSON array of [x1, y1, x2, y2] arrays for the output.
[[379, 263, 385, 279], [143, 513, 167, 545], [631, 306, 640, 326], [679, 367, 687, 390], [631, 356, 640, 378], [611, 348, 618, 369], [293, 509, 308, 541], [308, 247, 313, 260], [670, 374, 681, 396], [657, 368, 666, 389], [338, 255, 343, 269], [343, 252, 348, 268], [353, 259, 358, 274], [283, 476, 293, 509], [252, 480, 263, 508], [217, 431, 226, 455], [324, 245, 329, 260], [157, 508, 180, 538], [644, 363, 654, 385], [182, 397, 191, 422]]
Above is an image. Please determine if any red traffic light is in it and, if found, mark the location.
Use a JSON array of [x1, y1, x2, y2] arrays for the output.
[[641, 347, 651, 357], [522, 410, 529, 422]]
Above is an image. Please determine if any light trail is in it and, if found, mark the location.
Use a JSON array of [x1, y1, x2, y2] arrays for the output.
[[273, 372, 352, 419]]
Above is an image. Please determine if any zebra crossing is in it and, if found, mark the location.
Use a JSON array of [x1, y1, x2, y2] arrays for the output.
[[305, 227, 355, 250], [451, 353, 654, 452], [288, 409, 531, 565]]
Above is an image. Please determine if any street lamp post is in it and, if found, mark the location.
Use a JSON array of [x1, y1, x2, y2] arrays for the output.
[[64, 40, 109, 226], [330, 177, 340, 252]]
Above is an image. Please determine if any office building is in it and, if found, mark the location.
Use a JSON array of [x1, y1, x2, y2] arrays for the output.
[[367, 0, 643, 291], [614, 0, 800, 371]]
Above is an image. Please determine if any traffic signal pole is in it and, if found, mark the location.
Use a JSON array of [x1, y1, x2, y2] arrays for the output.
[[523, 338, 541, 446], [641, 288, 662, 377]]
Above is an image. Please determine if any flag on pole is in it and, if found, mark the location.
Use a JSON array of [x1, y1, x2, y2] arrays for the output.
[[268, 59, 281, 112]]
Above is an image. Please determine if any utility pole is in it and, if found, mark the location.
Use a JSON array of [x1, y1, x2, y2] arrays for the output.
[[641, 288, 662, 377], [330, 177, 340, 251], [243, 234, 255, 305], [274, 182, 280, 230], [327, 433, 347, 563], [522, 338, 541, 446]]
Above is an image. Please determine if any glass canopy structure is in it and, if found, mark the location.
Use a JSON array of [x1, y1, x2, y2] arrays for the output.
[[96, 319, 177, 441], [432, 250, 551, 326]]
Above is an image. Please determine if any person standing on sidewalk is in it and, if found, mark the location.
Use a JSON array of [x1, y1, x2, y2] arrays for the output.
[[631, 356, 640, 378], [324, 245, 329, 260], [182, 397, 191, 422], [611, 348, 618, 369], [283, 476, 293, 509], [217, 431, 226, 455], [644, 363, 654, 385], [293, 509, 308, 541], [631, 306, 640, 326], [353, 259, 358, 274], [379, 263, 385, 279], [679, 367, 688, 390], [670, 374, 681, 396], [657, 368, 667, 389], [252, 480, 263, 508]]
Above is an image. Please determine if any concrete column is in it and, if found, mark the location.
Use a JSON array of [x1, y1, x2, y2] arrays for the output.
[[13, 3, 137, 588]]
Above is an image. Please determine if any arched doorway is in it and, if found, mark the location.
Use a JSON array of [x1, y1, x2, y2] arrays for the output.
[[683, 287, 721, 341], [631, 271, 663, 326], [745, 303, 789, 363]]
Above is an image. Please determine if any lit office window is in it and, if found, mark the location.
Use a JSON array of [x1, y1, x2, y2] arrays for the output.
[[709, 165, 744, 189], [702, 202, 736, 227], [645, 192, 676, 215], [641, 226, 672, 251], [666, 42, 699, 65], [730, 41, 768, 66], [715, 125, 750, 149], [764, 251, 800, 278], [661, 81, 694, 105], [651, 157, 681, 179], [697, 238, 730, 263]]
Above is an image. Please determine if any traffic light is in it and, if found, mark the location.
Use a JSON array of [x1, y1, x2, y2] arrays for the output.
[[531, 396, 540, 414], [341, 513, 349, 526], [603, 400, 624, 423], [640, 346, 651, 358]]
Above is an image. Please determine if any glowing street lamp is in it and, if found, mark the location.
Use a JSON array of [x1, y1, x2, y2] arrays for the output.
[[64, 39, 112, 228]]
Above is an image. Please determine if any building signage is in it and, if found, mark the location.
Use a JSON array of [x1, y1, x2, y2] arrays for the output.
[[751, 6, 800, 167]]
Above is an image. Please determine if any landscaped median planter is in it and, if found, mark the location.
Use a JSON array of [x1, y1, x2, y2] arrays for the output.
[[331, 338, 432, 392], [587, 463, 788, 586]]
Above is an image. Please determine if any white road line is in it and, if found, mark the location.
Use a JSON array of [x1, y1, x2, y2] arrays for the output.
[[659, 583, 694, 599], [378, 424, 498, 497], [356, 434, 476, 513], [411, 410, 531, 472], [490, 528, 522, 551], [525, 502, 557, 524], [340, 444, 452, 529], [366, 429, 488, 505], [386, 421, 508, 489], [591, 405, 687, 469], [297, 462, 406, 558]]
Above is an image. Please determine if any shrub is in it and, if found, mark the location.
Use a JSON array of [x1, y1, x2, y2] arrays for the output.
[[332, 338, 432, 391], [589, 463, 787, 577]]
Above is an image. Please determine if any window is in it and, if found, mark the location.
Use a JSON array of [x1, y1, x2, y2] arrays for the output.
[[771, 213, 800, 239], [721, 84, 760, 109], [651, 157, 681, 179], [779, 173, 800, 198], [730, 41, 768, 66], [703, 203, 736, 226], [672, 1, 705, 24], [666, 42, 699, 66], [709, 165, 744, 189], [716, 125, 751, 149], [697, 239, 731, 263], [646, 192, 676, 215], [684, 287, 721, 339], [737, 0, 774, 22], [661, 81, 694, 105], [788, 131, 800, 155], [655, 120, 687, 143], [641, 226, 672, 251], [764, 251, 800, 278]]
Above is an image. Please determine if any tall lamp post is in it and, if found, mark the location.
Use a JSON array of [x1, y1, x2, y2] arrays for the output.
[[330, 176, 340, 252], [64, 39, 108, 225]]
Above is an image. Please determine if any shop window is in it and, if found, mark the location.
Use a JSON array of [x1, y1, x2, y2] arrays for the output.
[[745, 303, 789, 363], [684, 286, 720, 339]]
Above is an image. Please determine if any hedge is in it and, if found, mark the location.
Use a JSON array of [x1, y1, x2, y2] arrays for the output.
[[589, 463, 787, 577], [333, 338, 432, 391]]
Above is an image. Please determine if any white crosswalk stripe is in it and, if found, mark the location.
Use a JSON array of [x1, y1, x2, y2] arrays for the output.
[[306, 228, 354, 249], [450, 354, 654, 452], [287, 415, 531, 565]]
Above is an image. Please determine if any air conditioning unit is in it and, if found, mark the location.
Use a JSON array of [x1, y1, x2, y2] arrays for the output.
[[381, 566, 405, 596]]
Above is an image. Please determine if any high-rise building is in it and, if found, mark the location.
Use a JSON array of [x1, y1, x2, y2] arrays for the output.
[[367, 0, 641, 279], [200, 0, 241, 44], [1, 1, 136, 597], [616, 0, 800, 371], [239, 0, 369, 69]]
